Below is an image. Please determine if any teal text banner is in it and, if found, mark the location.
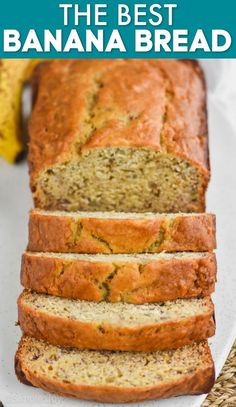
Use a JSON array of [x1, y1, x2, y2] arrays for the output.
[[0, 0, 235, 58]]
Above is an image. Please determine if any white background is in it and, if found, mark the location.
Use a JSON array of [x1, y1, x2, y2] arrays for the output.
[[0, 60, 236, 407]]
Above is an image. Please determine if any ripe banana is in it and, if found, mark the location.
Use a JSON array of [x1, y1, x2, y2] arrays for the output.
[[0, 59, 42, 163]]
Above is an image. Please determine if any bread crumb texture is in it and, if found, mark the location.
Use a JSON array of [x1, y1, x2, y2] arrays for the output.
[[18, 292, 215, 351], [15, 336, 215, 402], [17, 337, 211, 387], [20, 291, 213, 325]]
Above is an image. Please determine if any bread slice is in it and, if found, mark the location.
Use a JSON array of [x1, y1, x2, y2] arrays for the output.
[[21, 252, 217, 304], [29, 59, 209, 213], [18, 291, 215, 352], [28, 209, 216, 254], [15, 336, 215, 402]]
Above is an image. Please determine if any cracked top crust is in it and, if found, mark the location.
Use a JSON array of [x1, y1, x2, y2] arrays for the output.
[[29, 59, 208, 179], [28, 210, 216, 254]]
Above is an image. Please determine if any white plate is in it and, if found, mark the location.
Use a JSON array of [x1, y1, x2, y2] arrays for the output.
[[0, 60, 236, 407]]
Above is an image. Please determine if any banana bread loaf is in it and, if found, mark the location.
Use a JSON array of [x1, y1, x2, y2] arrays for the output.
[[21, 252, 217, 303], [15, 336, 215, 402], [18, 291, 215, 352], [28, 210, 216, 254], [29, 59, 209, 213]]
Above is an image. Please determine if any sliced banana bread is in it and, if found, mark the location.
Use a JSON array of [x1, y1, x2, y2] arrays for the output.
[[21, 252, 216, 303], [29, 59, 209, 213], [28, 210, 216, 254], [15, 336, 215, 402], [18, 291, 215, 352]]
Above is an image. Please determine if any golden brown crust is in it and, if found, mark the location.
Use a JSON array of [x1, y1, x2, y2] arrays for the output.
[[18, 294, 215, 352], [15, 337, 215, 402], [29, 59, 209, 208], [21, 252, 217, 303], [31, 61, 50, 106], [28, 211, 216, 254], [156, 59, 209, 177], [15, 352, 33, 387]]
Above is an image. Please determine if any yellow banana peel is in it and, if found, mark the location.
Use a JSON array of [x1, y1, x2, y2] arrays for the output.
[[0, 59, 42, 163]]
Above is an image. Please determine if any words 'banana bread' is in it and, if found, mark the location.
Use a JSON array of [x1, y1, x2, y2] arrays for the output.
[[15, 336, 215, 403], [21, 252, 217, 303], [18, 291, 215, 352], [29, 59, 209, 213]]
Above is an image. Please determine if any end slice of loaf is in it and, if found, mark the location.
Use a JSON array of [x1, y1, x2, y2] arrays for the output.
[[15, 336, 215, 403], [18, 291, 215, 352], [21, 252, 217, 303], [28, 209, 216, 254]]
